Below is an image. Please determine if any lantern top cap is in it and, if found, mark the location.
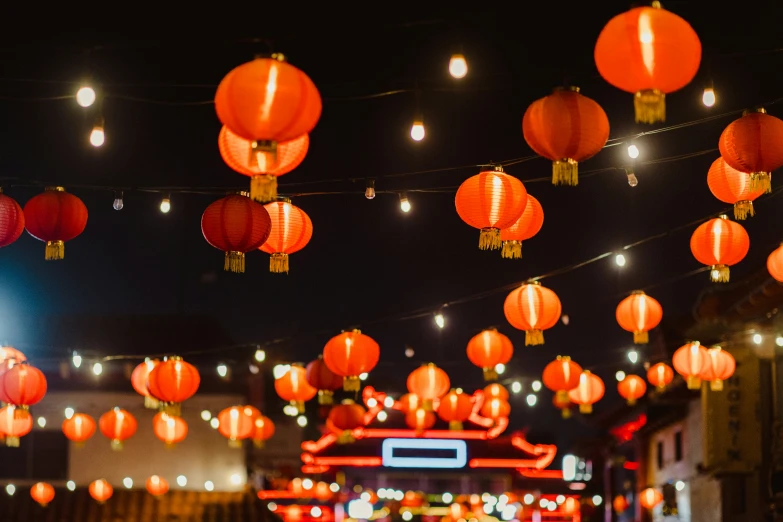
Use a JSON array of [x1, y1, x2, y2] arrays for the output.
[[526, 280, 542, 286], [340, 399, 356, 405], [488, 164, 505, 173], [254, 53, 287, 63], [711, 345, 723, 351], [45, 186, 65, 192], [165, 355, 183, 362], [630, 290, 646, 296], [650, 1, 662, 8], [277, 196, 292, 204], [743, 107, 766, 116], [232, 191, 250, 197], [554, 85, 580, 93], [718, 214, 729, 220], [556, 355, 571, 361]]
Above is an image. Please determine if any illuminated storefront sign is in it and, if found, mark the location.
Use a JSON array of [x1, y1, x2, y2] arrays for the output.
[[381, 438, 467, 468]]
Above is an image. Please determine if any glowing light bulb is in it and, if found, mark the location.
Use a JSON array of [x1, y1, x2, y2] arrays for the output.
[[6, 485, 15, 495], [72, 352, 82, 368], [592, 495, 602, 506], [616, 370, 626, 382], [434, 313, 445, 329], [123, 477, 133, 489], [254, 348, 266, 362], [273, 364, 290, 379], [511, 382, 522, 394], [402, 511, 413, 521], [92, 362, 103, 376], [367, 398, 378, 408], [495, 363, 506, 375], [531, 380, 542, 392], [66, 481, 76, 491], [312, 507, 323, 517], [113, 191, 124, 210], [399, 193, 411, 213], [628, 144, 640, 159], [365, 179, 376, 200], [753, 333, 763, 345], [230, 473, 243, 485], [204, 481, 214, 491], [675, 481, 685, 491], [64, 407, 74, 419], [217, 364, 228, 378], [89, 124, 105, 147], [160, 197, 171, 214], [526, 394, 537, 407], [449, 54, 468, 79], [359, 372, 369, 381], [177, 475, 187, 487], [405, 347, 414, 358], [776, 336, 783, 347], [443, 493, 453, 503], [330, 483, 340, 493], [702, 87, 716, 107], [615, 254, 626, 267], [628, 350, 639, 364], [201, 410, 212, 421], [297, 415, 308, 427], [76, 86, 96, 107], [37, 416, 46, 428], [210, 418, 219, 429], [627, 172, 639, 187], [377, 410, 388, 422], [410, 121, 425, 141], [524, 494, 534, 505]]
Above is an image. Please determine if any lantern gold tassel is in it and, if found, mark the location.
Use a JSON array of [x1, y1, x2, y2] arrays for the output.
[[162, 403, 181, 417], [343, 376, 360, 392], [552, 159, 578, 186], [421, 399, 434, 412], [270, 253, 289, 274], [449, 421, 463, 431], [5, 436, 19, 447], [525, 329, 544, 346], [337, 431, 356, 444], [579, 404, 592, 414], [710, 265, 730, 283], [626, 398, 637, 407], [111, 439, 124, 451], [45, 240, 64, 260], [318, 390, 334, 405], [483, 367, 498, 381], [733, 201, 754, 220], [561, 408, 571, 419], [224, 251, 246, 273], [501, 240, 522, 259], [750, 172, 772, 194], [686, 376, 702, 390], [228, 439, 242, 449], [634, 89, 666, 124], [710, 379, 724, 392], [144, 396, 159, 410], [479, 228, 502, 250], [633, 331, 649, 344], [291, 400, 305, 414], [253, 439, 265, 449], [250, 175, 278, 203]]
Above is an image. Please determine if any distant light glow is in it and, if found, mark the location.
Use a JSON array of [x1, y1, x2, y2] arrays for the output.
[[434, 313, 445, 329], [615, 254, 626, 267], [628, 144, 640, 159], [160, 198, 171, 213], [5, 485, 15, 496], [66, 481, 76, 491], [449, 54, 468, 79], [702, 87, 716, 107], [205, 481, 214, 491], [402, 511, 413, 521], [210, 418, 219, 429], [37, 417, 46, 428], [92, 362, 103, 376], [268, 501, 277, 511], [592, 495, 602, 506], [526, 394, 537, 407], [443, 492, 453, 503], [359, 373, 369, 381], [523, 494, 534, 505], [273, 364, 290, 379], [255, 349, 266, 362], [76, 86, 96, 107], [217, 364, 228, 378], [201, 410, 212, 421], [311, 507, 323, 518], [230, 474, 243, 486], [400, 194, 412, 213], [297, 415, 308, 427], [330, 483, 340, 493], [616, 370, 627, 382], [563, 454, 577, 481], [675, 480, 685, 491], [177, 475, 187, 487], [628, 350, 639, 364], [90, 126, 105, 147], [123, 477, 133, 489], [495, 363, 506, 375], [405, 348, 414, 358], [410, 121, 425, 142], [511, 381, 522, 394], [348, 499, 374, 520], [64, 408, 75, 419], [556, 495, 565, 505], [777, 336, 783, 347], [72, 352, 82, 368], [753, 333, 763, 345], [384, 396, 395, 408], [531, 380, 542, 392], [377, 411, 388, 422]]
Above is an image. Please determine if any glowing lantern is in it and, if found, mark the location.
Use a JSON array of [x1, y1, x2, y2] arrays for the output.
[[0, 406, 32, 446], [563, 497, 579, 514], [454, 166, 528, 250], [483, 383, 509, 401], [146, 475, 169, 497], [275, 363, 317, 413], [306, 356, 343, 405], [328, 400, 366, 442], [522, 87, 610, 185], [217, 406, 254, 447], [23, 187, 88, 260], [504, 281, 562, 345], [0, 363, 47, 409], [131, 359, 160, 409], [647, 363, 674, 391], [499, 194, 544, 258], [0, 191, 24, 248], [594, 3, 701, 123], [259, 200, 313, 274], [153, 412, 188, 447], [219, 126, 309, 202], [407, 363, 450, 410], [147, 356, 200, 416], [552, 393, 573, 419], [543, 356, 583, 404], [768, 244, 783, 282], [618, 375, 647, 406], [314, 481, 332, 502], [615, 291, 663, 344], [700, 347, 736, 391], [639, 488, 663, 509], [201, 193, 272, 273], [30, 482, 54, 507], [89, 479, 113, 503], [62, 413, 96, 446], [673, 341, 709, 389], [707, 157, 764, 220], [398, 393, 421, 413], [613, 495, 630, 514], [242, 405, 261, 423], [719, 108, 783, 193], [450, 503, 468, 520], [99, 408, 137, 450], [568, 371, 605, 414], [690, 215, 749, 283], [405, 408, 436, 432], [466, 328, 513, 381], [323, 329, 380, 391], [437, 389, 474, 430], [480, 397, 510, 420], [252, 415, 275, 448]]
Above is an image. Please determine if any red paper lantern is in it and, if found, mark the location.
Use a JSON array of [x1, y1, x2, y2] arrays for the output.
[[0, 406, 32, 446], [0, 191, 24, 247], [398, 393, 421, 413], [30, 482, 55, 507], [768, 244, 783, 282], [719, 108, 783, 193], [328, 400, 366, 431], [707, 157, 764, 220], [201, 194, 272, 273], [522, 87, 610, 185], [504, 281, 562, 345], [543, 356, 583, 404], [483, 383, 509, 401], [259, 200, 313, 273], [217, 406, 254, 447], [568, 371, 605, 414], [616, 291, 663, 344], [639, 488, 663, 509], [437, 389, 473, 430], [153, 412, 188, 447], [480, 397, 510, 420], [647, 363, 674, 391], [405, 408, 436, 432], [673, 341, 709, 389], [407, 363, 450, 410], [499, 194, 544, 259], [131, 359, 160, 409], [146, 475, 169, 497], [455, 167, 528, 250], [595, 3, 701, 123], [89, 479, 113, 503], [618, 375, 647, 406], [466, 328, 513, 381], [23, 186, 88, 260], [690, 215, 749, 283], [62, 413, 96, 446], [275, 364, 317, 413], [306, 356, 343, 405], [147, 357, 200, 416], [613, 495, 630, 514], [252, 415, 275, 448], [700, 347, 736, 391], [323, 329, 380, 391], [0, 363, 47, 408], [99, 408, 137, 450]]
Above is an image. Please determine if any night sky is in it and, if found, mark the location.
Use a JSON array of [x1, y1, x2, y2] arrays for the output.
[[1, 4, 783, 447]]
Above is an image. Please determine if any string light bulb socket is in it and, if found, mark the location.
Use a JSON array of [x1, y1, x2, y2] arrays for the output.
[[113, 191, 124, 211], [625, 167, 638, 187], [399, 193, 411, 213], [365, 179, 376, 200], [89, 116, 105, 147], [160, 194, 171, 214]]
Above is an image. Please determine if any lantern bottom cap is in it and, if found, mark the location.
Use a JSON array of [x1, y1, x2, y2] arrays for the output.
[[525, 329, 544, 346], [750, 172, 772, 194], [633, 331, 649, 344], [710, 265, 730, 283]]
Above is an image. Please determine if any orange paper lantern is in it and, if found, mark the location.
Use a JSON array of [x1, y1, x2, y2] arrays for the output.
[[30, 482, 54, 507], [690, 215, 749, 283], [437, 389, 474, 430], [613, 495, 629, 514], [405, 408, 436, 432], [594, 3, 701, 123], [146, 475, 169, 497], [407, 363, 450, 410], [639, 488, 663, 509], [455, 167, 528, 250], [99, 408, 137, 450], [0, 406, 32, 446], [719, 108, 783, 193], [480, 397, 510, 420], [275, 363, 317, 413], [768, 244, 783, 282], [504, 281, 562, 345], [153, 412, 188, 447], [700, 347, 736, 391], [147, 357, 200, 416], [707, 157, 764, 220], [483, 383, 509, 401], [259, 200, 313, 274], [499, 194, 544, 259], [131, 359, 160, 409], [328, 400, 367, 431], [398, 393, 421, 413], [217, 406, 254, 447], [306, 356, 344, 405], [89, 479, 113, 503], [647, 363, 674, 391], [252, 415, 275, 448], [466, 328, 513, 381], [0, 363, 47, 408], [568, 371, 605, 414], [543, 356, 583, 404], [323, 329, 380, 391], [616, 291, 663, 344], [618, 375, 647, 406], [522, 87, 610, 185], [62, 413, 97, 446], [673, 341, 709, 389]]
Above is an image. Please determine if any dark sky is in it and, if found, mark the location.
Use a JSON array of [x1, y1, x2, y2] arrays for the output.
[[1, 4, 783, 445]]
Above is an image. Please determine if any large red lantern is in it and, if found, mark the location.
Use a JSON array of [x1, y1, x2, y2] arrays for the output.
[[99, 408, 137, 450], [407, 363, 450, 410], [323, 329, 380, 391], [437, 389, 473, 430], [719, 108, 783, 193], [23, 186, 88, 260], [707, 157, 764, 220], [0, 363, 47, 409], [690, 215, 749, 283], [673, 341, 708, 389], [768, 244, 783, 282], [639, 488, 664, 509], [275, 363, 317, 413], [252, 415, 275, 448], [0, 191, 24, 248], [0, 406, 32, 446], [455, 166, 528, 250], [259, 200, 313, 274], [306, 356, 343, 405], [568, 371, 605, 414], [522, 87, 610, 185], [700, 347, 736, 391], [328, 400, 366, 432], [147, 357, 200, 416], [217, 406, 254, 447], [618, 375, 647, 406], [153, 412, 188, 447], [466, 328, 513, 381], [89, 479, 113, 503], [30, 482, 55, 507], [62, 413, 96, 446], [615, 291, 663, 344], [504, 281, 562, 345], [405, 408, 436, 432], [480, 397, 511, 420], [647, 363, 674, 391], [131, 359, 160, 409], [146, 475, 169, 497], [499, 194, 544, 259], [543, 356, 583, 403], [201, 193, 272, 273], [594, 3, 701, 123]]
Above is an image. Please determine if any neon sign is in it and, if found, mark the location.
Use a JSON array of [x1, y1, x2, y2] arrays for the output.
[[381, 438, 467, 468]]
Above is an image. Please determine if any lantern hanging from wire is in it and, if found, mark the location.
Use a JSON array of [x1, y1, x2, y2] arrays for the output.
[[690, 215, 749, 283], [504, 281, 562, 345], [99, 407, 137, 450], [0, 363, 47, 410], [543, 356, 583, 405], [30, 482, 55, 507], [252, 415, 275, 448], [153, 412, 188, 447], [700, 346, 736, 391], [568, 371, 605, 414], [707, 157, 764, 220], [552, 393, 573, 419], [615, 291, 663, 344], [62, 412, 96, 447], [146, 475, 169, 497], [639, 488, 664, 510], [217, 406, 254, 448], [146, 356, 200, 416], [618, 375, 647, 406], [437, 389, 474, 430], [406, 408, 436, 432], [0, 406, 32, 447], [719, 108, 783, 193], [406, 363, 450, 411], [89, 479, 113, 503], [328, 400, 366, 443], [672, 341, 708, 389], [499, 194, 544, 258], [466, 328, 514, 381], [131, 359, 160, 409], [480, 397, 511, 420], [323, 329, 380, 391], [483, 383, 509, 401], [305, 356, 343, 405], [0, 190, 24, 248], [259, 199, 313, 274], [647, 363, 674, 391], [274, 363, 317, 413], [23, 187, 88, 260], [768, 244, 783, 282]]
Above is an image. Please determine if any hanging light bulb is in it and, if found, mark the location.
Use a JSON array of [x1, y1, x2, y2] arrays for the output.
[[92, 362, 103, 376], [410, 121, 425, 141], [702, 86, 716, 107], [72, 351, 82, 369], [625, 167, 638, 187], [628, 350, 639, 364], [76, 86, 96, 108], [254, 348, 266, 362], [449, 54, 468, 79], [399, 193, 411, 213], [615, 254, 627, 267], [365, 179, 376, 200], [434, 311, 445, 329], [627, 143, 639, 159], [89, 117, 105, 147], [217, 363, 228, 378], [160, 195, 171, 214], [113, 191, 124, 210]]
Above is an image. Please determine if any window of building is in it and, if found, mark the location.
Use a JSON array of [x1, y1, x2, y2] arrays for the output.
[[657, 441, 664, 469], [674, 431, 683, 462]]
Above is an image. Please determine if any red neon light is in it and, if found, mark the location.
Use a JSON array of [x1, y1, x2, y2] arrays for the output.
[[518, 469, 564, 479], [469, 458, 544, 468], [610, 414, 647, 442], [301, 465, 330, 474], [623, 461, 639, 470], [304, 455, 383, 467], [356, 428, 489, 440]]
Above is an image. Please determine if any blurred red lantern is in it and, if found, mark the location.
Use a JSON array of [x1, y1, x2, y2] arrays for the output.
[[595, 4, 701, 123], [146, 475, 169, 497], [707, 157, 764, 220], [437, 389, 474, 430], [217, 406, 254, 447], [407, 363, 450, 410], [62, 413, 96, 446], [449, 503, 468, 519], [455, 167, 528, 250], [673, 341, 709, 389], [639, 488, 663, 509], [242, 405, 261, 422], [275, 364, 317, 413], [613, 495, 629, 514], [30, 482, 54, 507], [153, 412, 188, 447], [328, 400, 366, 433], [406, 408, 436, 432], [314, 481, 332, 502], [719, 108, 783, 193], [23, 187, 88, 260], [768, 244, 783, 282], [647, 363, 674, 391], [398, 393, 421, 413], [616, 291, 663, 344], [522, 88, 609, 185], [131, 359, 160, 409], [0, 363, 47, 408], [252, 415, 275, 448], [201, 193, 272, 273], [543, 356, 583, 403], [618, 375, 647, 406], [466, 328, 513, 381], [480, 397, 510, 420], [323, 329, 380, 391], [0, 191, 24, 248], [401, 491, 426, 508], [89, 479, 113, 503], [701, 347, 736, 391], [483, 383, 509, 401], [552, 393, 573, 419], [306, 356, 343, 405], [499, 194, 544, 258], [147, 357, 200, 416], [690, 215, 749, 283], [504, 281, 562, 345], [0, 406, 32, 446], [99, 408, 137, 450], [568, 371, 605, 414], [259, 200, 313, 273]]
